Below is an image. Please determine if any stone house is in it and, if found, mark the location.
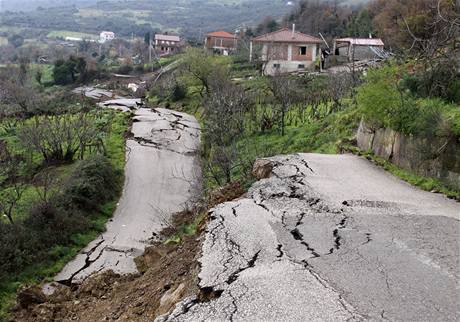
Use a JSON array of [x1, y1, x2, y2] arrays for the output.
[[154, 34, 183, 56]]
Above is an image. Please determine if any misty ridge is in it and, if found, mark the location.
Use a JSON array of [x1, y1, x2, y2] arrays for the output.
[[1, 0, 369, 12]]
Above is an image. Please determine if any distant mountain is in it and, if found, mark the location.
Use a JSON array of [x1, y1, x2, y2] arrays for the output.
[[0, 0, 370, 38], [0, 0, 369, 13], [0, 0, 292, 38]]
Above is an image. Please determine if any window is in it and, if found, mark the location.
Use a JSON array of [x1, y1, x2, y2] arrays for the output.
[[273, 63, 280, 69], [298, 64, 305, 69], [299, 46, 307, 55]]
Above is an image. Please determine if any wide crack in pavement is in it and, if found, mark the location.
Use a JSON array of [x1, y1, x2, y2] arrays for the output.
[[55, 107, 201, 285], [159, 153, 460, 321]]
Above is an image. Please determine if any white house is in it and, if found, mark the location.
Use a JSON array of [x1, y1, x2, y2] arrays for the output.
[[100, 31, 115, 43]]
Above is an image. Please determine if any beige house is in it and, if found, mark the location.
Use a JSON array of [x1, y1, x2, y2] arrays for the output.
[[250, 26, 322, 75]]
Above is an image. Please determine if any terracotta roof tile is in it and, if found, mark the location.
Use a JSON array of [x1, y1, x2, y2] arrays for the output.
[[207, 31, 236, 39], [253, 28, 322, 44]]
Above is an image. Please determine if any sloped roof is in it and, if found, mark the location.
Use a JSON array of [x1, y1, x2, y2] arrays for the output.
[[335, 38, 384, 46], [155, 34, 181, 42], [253, 28, 322, 44], [207, 31, 236, 39]]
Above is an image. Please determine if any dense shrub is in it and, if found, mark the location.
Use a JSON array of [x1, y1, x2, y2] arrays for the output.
[[117, 64, 133, 75], [447, 79, 460, 104], [357, 64, 451, 137], [150, 73, 187, 103], [0, 223, 35, 281], [0, 155, 119, 283], [53, 56, 88, 85], [63, 155, 120, 211], [171, 82, 187, 102], [134, 65, 145, 73]]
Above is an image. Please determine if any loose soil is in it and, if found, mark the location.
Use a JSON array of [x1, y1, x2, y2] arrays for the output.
[[11, 216, 203, 322]]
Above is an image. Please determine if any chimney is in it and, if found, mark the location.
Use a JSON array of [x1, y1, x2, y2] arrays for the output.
[[292, 24, 296, 38]]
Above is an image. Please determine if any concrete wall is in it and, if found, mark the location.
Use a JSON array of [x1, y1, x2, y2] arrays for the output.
[[357, 120, 460, 190], [263, 60, 315, 76]]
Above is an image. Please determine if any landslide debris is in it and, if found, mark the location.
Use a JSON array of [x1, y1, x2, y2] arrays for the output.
[[11, 214, 203, 322]]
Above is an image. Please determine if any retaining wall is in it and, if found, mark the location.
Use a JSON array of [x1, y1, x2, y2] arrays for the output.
[[357, 120, 460, 190]]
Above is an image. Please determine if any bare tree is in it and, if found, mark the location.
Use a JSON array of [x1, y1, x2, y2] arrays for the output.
[[400, 0, 459, 97], [327, 72, 354, 113], [203, 72, 252, 184], [19, 113, 104, 164], [0, 140, 26, 224], [269, 72, 302, 135]]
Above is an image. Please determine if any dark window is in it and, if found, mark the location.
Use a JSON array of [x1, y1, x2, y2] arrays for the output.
[[273, 63, 281, 69], [299, 46, 307, 55], [298, 64, 305, 69]]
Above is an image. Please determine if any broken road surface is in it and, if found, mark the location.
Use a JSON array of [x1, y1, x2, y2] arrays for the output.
[[160, 153, 460, 322], [55, 108, 201, 285]]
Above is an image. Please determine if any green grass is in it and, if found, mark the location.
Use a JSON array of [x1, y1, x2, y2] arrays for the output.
[[29, 64, 54, 85], [47, 30, 99, 40], [164, 212, 208, 244], [0, 110, 129, 320]]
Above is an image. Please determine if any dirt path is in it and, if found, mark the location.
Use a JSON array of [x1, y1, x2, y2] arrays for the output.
[[55, 105, 201, 285]]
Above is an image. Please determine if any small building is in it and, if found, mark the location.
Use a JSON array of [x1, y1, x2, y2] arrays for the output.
[[154, 34, 182, 56], [100, 31, 115, 43], [250, 25, 322, 75], [204, 31, 238, 55], [333, 37, 385, 61], [65, 36, 83, 42]]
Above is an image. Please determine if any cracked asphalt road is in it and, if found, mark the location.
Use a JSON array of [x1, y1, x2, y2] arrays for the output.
[[159, 153, 460, 322], [55, 107, 201, 284]]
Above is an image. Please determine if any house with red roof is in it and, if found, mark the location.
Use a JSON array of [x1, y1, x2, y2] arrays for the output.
[[250, 25, 322, 75], [204, 31, 238, 55]]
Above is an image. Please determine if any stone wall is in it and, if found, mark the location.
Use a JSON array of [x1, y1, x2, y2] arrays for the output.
[[357, 120, 460, 190]]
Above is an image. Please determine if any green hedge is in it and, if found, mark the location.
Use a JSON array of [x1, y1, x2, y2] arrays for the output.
[[357, 64, 460, 138]]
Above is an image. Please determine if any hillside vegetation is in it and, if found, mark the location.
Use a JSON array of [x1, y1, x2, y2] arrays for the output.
[[0, 62, 130, 319], [149, 48, 459, 195]]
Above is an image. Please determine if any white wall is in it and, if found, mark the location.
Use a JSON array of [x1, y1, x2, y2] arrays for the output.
[[263, 60, 315, 76]]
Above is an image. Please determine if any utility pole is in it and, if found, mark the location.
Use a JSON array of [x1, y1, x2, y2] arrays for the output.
[[149, 38, 152, 65]]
